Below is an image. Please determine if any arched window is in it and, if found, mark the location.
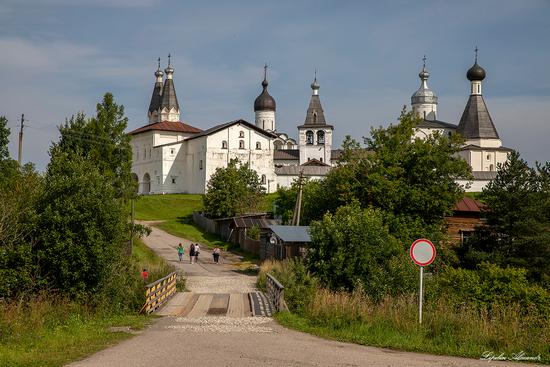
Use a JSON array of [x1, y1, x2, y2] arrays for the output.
[[313, 112, 317, 124], [222, 140, 228, 149], [486, 154, 491, 160], [489, 164, 494, 171], [239, 140, 245, 149], [317, 130, 325, 144], [274, 141, 283, 150], [306, 130, 314, 145], [256, 142, 261, 150], [239, 131, 245, 138], [261, 174, 266, 184]]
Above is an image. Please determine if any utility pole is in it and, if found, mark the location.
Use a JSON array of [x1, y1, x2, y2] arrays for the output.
[[18, 114, 24, 165], [291, 171, 304, 226]]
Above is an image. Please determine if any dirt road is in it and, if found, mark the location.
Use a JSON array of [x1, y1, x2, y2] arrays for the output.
[[68, 225, 539, 367]]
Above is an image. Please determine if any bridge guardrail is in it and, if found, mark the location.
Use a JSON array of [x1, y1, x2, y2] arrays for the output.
[[266, 273, 288, 312], [140, 271, 177, 314]]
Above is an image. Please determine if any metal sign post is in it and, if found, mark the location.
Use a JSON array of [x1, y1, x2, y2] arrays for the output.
[[410, 239, 436, 324]]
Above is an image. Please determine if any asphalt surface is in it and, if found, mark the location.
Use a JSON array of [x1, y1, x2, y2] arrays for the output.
[[68, 224, 540, 367]]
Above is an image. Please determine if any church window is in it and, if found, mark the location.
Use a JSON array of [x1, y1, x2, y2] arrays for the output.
[[239, 131, 245, 138], [313, 113, 317, 124], [486, 154, 491, 160], [306, 130, 314, 145], [317, 130, 325, 145], [489, 164, 494, 171], [320, 158, 323, 162], [170, 148, 175, 155], [171, 177, 176, 184], [239, 140, 245, 149], [222, 140, 228, 149], [144, 148, 147, 159], [261, 174, 266, 184], [199, 160, 203, 170], [256, 142, 261, 150]]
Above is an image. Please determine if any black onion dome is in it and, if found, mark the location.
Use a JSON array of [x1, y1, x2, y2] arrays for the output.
[[254, 79, 276, 111], [467, 63, 486, 81]]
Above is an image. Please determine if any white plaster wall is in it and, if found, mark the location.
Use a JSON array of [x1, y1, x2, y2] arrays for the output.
[[413, 127, 454, 140], [456, 178, 490, 193], [204, 124, 276, 193], [412, 104, 437, 120], [255, 110, 275, 131], [464, 138, 503, 148], [298, 127, 333, 165]]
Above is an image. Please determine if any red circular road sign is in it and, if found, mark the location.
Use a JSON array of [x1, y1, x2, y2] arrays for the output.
[[410, 239, 436, 267]]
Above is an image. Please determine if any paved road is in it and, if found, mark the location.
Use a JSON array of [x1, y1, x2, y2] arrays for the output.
[[68, 224, 539, 367]]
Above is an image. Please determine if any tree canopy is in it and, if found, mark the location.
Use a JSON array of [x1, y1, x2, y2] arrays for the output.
[[457, 151, 550, 286], [203, 158, 265, 218], [51, 93, 135, 200]]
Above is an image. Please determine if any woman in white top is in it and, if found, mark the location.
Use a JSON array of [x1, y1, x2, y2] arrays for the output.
[[194, 243, 200, 263]]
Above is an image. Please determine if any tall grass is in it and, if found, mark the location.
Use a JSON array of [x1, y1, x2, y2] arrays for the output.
[[0, 238, 176, 366], [263, 259, 549, 362]]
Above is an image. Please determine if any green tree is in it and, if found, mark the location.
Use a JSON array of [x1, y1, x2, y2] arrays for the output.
[[307, 204, 416, 299], [34, 152, 127, 297], [203, 158, 265, 218], [458, 152, 550, 285], [0, 164, 42, 298], [0, 116, 10, 161], [51, 93, 135, 199]]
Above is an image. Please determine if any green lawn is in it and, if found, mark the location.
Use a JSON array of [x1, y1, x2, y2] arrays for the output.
[[133, 193, 203, 220], [0, 312, 151, 367]]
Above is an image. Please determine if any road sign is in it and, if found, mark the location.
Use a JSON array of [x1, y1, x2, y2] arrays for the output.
[[410, 238, 436, 267], [409, 238, 436, 324]]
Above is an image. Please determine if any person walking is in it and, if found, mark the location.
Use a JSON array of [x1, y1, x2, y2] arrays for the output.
[[194, 243, 200, 263], [213, 247, 220, 264], [177, 243, 184, 262], [189, 243, 195, 264]]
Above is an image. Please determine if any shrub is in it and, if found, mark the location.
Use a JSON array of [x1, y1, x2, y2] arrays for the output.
[[258, 259, 317, 313], [432, 262, 550, 317]]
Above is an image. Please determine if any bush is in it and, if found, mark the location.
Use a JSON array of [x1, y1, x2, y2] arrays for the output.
[[307, 204, 416, 299], [258, 259, 318, 313], [432, 262, 550, 317]]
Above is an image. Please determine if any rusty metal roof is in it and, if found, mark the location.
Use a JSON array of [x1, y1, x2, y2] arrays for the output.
[[453, 197, 486, 213]]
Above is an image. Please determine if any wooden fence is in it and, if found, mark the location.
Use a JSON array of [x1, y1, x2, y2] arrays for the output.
[[140, 271, 178, 314], [266, 273, 288, 312]]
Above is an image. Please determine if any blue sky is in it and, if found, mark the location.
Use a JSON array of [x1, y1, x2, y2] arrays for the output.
[[1, 0, 549, 170]]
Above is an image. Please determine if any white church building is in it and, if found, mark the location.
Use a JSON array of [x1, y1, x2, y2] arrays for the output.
[[410, 52, 513, 191], [129, 61, 337, 194], [129, 52, 511, 195]]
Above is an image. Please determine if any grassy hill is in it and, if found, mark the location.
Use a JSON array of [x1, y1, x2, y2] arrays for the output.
[[133, 193, 276, 252]]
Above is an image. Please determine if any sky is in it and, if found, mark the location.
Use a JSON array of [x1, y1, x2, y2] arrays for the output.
[[1, 0, 549, 171]]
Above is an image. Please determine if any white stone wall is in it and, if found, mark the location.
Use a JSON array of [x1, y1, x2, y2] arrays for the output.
[[459, 149, 509, 172], [456, 178, 490, 193], [298, 127, 333, 165], [204, 123, 276, 193], [274, 159, 299, 166], [255, 110, 275, 131], [413, 127, 454, 140], [464, 138, 503, 148], [412, 104, 437, 121]]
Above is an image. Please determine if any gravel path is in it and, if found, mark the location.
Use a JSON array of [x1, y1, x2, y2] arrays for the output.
[[68, 224, 541, 367]]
